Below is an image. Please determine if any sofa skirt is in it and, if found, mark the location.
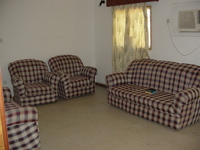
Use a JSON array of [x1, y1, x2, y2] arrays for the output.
[[108, 94, 200, 130]]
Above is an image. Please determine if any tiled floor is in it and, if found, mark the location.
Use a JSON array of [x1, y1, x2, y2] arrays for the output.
[[36, 86, 200, 150]]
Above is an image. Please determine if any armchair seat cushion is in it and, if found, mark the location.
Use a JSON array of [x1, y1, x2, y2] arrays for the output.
[[25, 82, 53, 97], [70, 76, 90, 89], [109, 84, 175, 114]]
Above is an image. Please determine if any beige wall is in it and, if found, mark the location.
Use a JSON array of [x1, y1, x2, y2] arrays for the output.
[[0, 0, 200, 88], [94, 1, 112, 84], [0, 0, 96, 89], [94, 0, 200, 84], [147, 0, 200, 64]]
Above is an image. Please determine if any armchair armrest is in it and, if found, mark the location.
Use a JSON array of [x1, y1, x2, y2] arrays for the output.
[[11, 75, 24, 86], [81, 66, 97, 82], [174, 87, 200, 114], [11, 75, 25, 96], [54, 71, 70, 89], [43, 72, 60, 94], [56, 71, 70, 82], [105, 72, 127, 87]]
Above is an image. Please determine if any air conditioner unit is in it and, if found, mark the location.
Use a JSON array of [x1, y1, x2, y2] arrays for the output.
[[178, 9, 200, 32]]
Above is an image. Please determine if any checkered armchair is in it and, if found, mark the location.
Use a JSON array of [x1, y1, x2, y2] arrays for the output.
[[3, 87, 41, 150], [48, 55, 97, 99], [106, 59, 200, 129], [8, 59, 60, 106]]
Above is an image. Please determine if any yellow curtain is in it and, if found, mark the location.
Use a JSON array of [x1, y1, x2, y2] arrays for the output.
[[112, 3, 150, 73]]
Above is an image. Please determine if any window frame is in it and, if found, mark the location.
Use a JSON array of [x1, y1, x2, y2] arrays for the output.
[[147, 6, 152, 50], [107, 0, 159, 7]]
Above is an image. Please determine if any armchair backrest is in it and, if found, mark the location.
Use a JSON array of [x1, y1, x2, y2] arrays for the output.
[[48, 55, 84, 77], [8, 59, 49, 83]]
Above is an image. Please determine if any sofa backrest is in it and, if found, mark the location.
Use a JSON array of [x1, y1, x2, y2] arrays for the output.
[[8, 59, 49, 84], [125, 59, 200, 94], [48, 55, 84, 77], [126, 59, 156, 88]]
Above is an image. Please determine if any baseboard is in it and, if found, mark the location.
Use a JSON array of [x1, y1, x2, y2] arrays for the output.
[[95, 82, 107, 88]]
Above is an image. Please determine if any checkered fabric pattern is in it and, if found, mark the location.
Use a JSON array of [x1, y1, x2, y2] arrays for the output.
[[48, 55, 97, 99], [48, 55, 84, 77], [7, 122, 40, 150], [125, 59, 200, 94], [3, 88, 40, 150], [106, 72, 127, 87], [8, 59, 59, 106], [5, 101, 38, 126], [106, 59, 200, 129], [3, 87, 12, 102]]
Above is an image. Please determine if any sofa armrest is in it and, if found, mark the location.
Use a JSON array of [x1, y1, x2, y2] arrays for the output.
[[81, 66, 97, 82], [174, 87, 200, 114], [11, 75, 25, 96], [43, 72, 60, 94], [106, 72, 127, 87]]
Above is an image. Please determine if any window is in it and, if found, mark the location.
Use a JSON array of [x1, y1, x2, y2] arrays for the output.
[[113, 6, 152, 50], [107, 0, 159, 7], [112, 3, 150, 73]]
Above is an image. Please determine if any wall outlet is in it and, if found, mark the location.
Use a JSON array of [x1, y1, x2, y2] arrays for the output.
[[0, 38, 3, 43]]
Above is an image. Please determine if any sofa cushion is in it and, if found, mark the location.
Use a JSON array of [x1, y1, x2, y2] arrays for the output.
[[125, 59, 200, 94], [147, 60, 179, 94], [109, 84, 175, 114], [148, 61, 200, 94], [25, 82, 53, 97], [170, 63, 200, 93], [126, 59, 156, 87]]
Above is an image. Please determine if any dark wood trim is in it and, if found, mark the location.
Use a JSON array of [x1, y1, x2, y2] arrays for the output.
[[107, 0, 159, 7], [96, 82, 107, 88]]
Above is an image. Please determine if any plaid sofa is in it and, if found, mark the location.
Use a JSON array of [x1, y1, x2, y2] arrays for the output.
[[3, 87, 41, 150], [48, 55, 97, 99], [106, 59, 200, 130], [8, 59, 60, 106]]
